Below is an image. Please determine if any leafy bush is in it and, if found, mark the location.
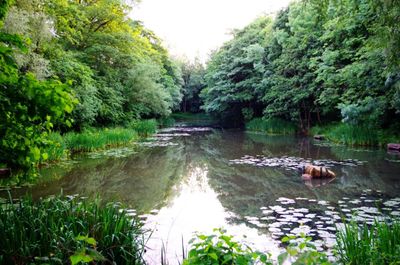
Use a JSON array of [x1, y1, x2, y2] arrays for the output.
[[183, 228, 272, 265], [278, 234, 331, 265], [338, 97, 386, 127], [0, 9, 76, 170], [246, 118, 296, 135], [0, 196, 146, 265], [129, 119, 158, 137], [336, 221, 400, 265]]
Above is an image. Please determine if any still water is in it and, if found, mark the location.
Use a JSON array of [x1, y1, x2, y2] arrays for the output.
[[3, 125, 400, 263]]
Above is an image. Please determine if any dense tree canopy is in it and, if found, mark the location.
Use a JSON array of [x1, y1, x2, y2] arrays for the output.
[[2, 0, 183, 129], [201, 0, 400, 132], [0, 0, 183, 170]]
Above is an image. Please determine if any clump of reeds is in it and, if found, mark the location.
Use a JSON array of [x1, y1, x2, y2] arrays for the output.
[[64, 128, 138, 153], [0, 195, 146, 265], [129, 119, 158, 137], [41, 132, 68, 162], [246, 118, 296, 135], [336, 220, 400, 264], [326, 124, 378, 146]]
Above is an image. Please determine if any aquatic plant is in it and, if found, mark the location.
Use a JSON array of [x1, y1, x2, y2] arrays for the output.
[[246, 118, 296, 135], [0, 195, 146, 265], [129, 119, 158, 137], [41, 132, 68, 162], [64, 128, 138, 152], [326, 124, 378, 146], [336, 220, 400, 264], [182, 228, 272, 265], [278, 234, 331, 265], [158, 116, 176, 127]]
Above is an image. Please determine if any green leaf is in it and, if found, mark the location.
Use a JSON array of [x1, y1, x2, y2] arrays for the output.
[[278, 252, 288, 265], [85, 237, 96, 246], [208, 252, 218, 261]]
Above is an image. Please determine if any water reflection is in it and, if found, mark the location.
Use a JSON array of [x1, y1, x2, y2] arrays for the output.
[[144, 162, 278, 265], [1, 128, 400, 263]]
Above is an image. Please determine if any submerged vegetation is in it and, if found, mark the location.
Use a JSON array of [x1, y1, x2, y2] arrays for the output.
[[0, 196, 145, 265]]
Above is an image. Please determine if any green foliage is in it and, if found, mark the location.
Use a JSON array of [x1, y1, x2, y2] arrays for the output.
[[0, 13, 76, 170], [70, 235, 105, 265], [201, 0, 400, 132], [0, 0, 187, 176], [327, 124, 378, 146], [278, 234, 331, 265], [338, 97, 386, 127], [183, 228, 272, 265], [0, 196, 145, 264], [129, 119, 158, 137], [179, 58, 206, 113], [336, 221, 400, 265], [64, 128, 138, 153], [41, 132, 68, 162], [311, 123, 400, 146], [158, 116, 176, 127], [246, 118, 296, 135], [201, 17, 272, 122]]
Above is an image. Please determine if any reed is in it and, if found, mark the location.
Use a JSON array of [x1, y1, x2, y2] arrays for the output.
[[129, 119, 158, 137], [158, 117, 176, 127], [336, 220, 400, 264], [0, 195, 146, 265], [246, 118, 296, 135], [326, 124, 378, 146], [41, 132, 67, 162], [64, 128, 138, 153]]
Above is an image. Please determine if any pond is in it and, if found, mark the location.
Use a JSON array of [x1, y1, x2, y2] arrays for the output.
[[2, 124, 400, 264]]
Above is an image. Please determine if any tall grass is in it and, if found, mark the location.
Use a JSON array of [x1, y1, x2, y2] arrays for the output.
[[326, 124, 378, 146], [158, 117, 176, 127], [336, 221, 400, 264], [0, 196, 146, 264], [246, 118, 296, 135], [129, 119, 158, 137], [311, 123, 400, 146], [41, 132, 67, 162], [64, 128, 138, 153]]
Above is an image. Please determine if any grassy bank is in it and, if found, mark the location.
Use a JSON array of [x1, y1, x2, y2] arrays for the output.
[[0, 196, 145, 264], [311, 123, 400, 146], [42, 119, 158, 161], [246, 118, 296, 135]]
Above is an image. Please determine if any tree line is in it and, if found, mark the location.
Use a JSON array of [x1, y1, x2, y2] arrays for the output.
[[0, 0, 184, 170], [200, 0, 400, 133]]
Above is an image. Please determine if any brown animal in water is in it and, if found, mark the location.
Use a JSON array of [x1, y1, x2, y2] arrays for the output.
[[301, 164, 336, 180]]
